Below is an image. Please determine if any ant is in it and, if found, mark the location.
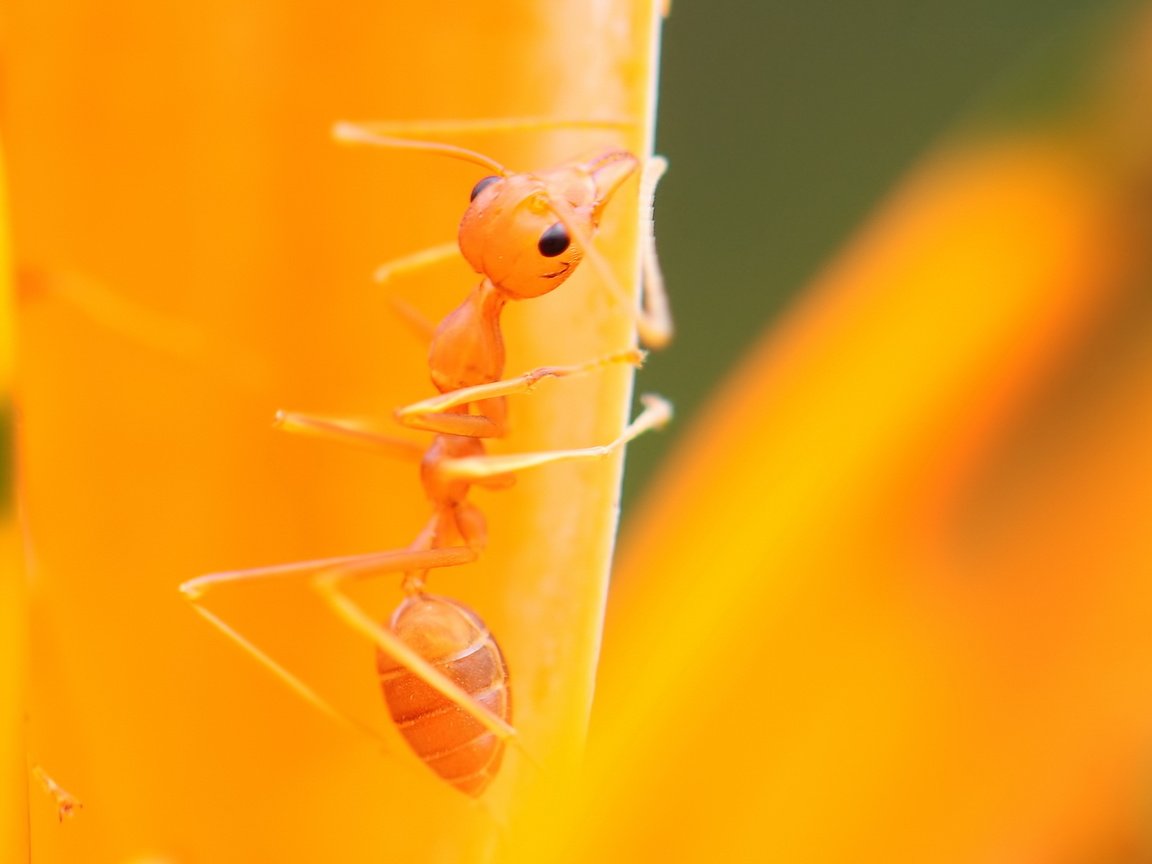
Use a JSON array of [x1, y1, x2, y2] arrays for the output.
[[181, 116, 672, 796]]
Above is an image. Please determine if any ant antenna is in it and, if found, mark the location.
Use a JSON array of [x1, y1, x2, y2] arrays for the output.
[[333, 122, 508, 175]]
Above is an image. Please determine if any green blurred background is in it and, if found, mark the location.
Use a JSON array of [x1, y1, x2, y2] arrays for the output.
[[626, 0, 1108, 504]]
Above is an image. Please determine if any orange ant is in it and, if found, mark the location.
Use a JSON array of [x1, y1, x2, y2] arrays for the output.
[[181, 117, 672, 796]]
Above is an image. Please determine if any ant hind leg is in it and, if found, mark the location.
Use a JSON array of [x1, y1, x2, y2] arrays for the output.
[[180, 546, 516, 747], [310, 557, 517, 741]]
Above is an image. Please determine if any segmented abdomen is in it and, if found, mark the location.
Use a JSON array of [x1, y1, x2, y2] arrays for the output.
[[377, 593, 511, 796]]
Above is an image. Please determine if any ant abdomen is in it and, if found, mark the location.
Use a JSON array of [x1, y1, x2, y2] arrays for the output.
[[378, 594, 511, 796]]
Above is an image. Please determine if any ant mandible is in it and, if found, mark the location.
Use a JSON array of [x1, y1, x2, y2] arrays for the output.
[[181, 116, 672, 796]]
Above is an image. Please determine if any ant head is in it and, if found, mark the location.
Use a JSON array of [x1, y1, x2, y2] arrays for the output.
[[458, 151, 638, 300]]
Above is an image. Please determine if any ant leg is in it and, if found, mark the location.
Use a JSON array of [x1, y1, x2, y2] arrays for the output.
[[439, 394, 672, 482], [637, 156, 673, 349], [372, 241, 460, 342], [185, 601, 382, 742], [181, 546, 516, 743], [394, 349, 646, 437], [373, 241, 459, 286], [309, 559, 517, 741], [273, 410, 425, 458], [545, 157, 672, 351], [183, 548, 473, 601]]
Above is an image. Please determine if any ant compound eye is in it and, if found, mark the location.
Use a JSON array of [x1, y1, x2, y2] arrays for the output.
[[469, 176, 500, 202], [537, 222, 570, 258]]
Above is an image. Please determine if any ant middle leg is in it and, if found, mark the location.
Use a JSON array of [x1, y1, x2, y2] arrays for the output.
[[372, 241, 462, 342], [394, 348, 646, 437], [435, 394, 672, 483], [269, 345, 644, 465], [272, 410, 426, 457]]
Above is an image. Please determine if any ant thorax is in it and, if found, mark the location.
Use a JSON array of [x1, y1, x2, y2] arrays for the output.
[[428, 280, 507, 395]]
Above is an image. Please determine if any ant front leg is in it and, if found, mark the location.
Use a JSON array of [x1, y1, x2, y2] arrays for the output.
[[637, 156, 673, 349], [394, 348, 646, 437], [551, 154, 673, 350]]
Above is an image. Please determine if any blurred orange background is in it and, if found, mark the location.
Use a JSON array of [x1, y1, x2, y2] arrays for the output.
[[4, 1, 1152, 862]]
